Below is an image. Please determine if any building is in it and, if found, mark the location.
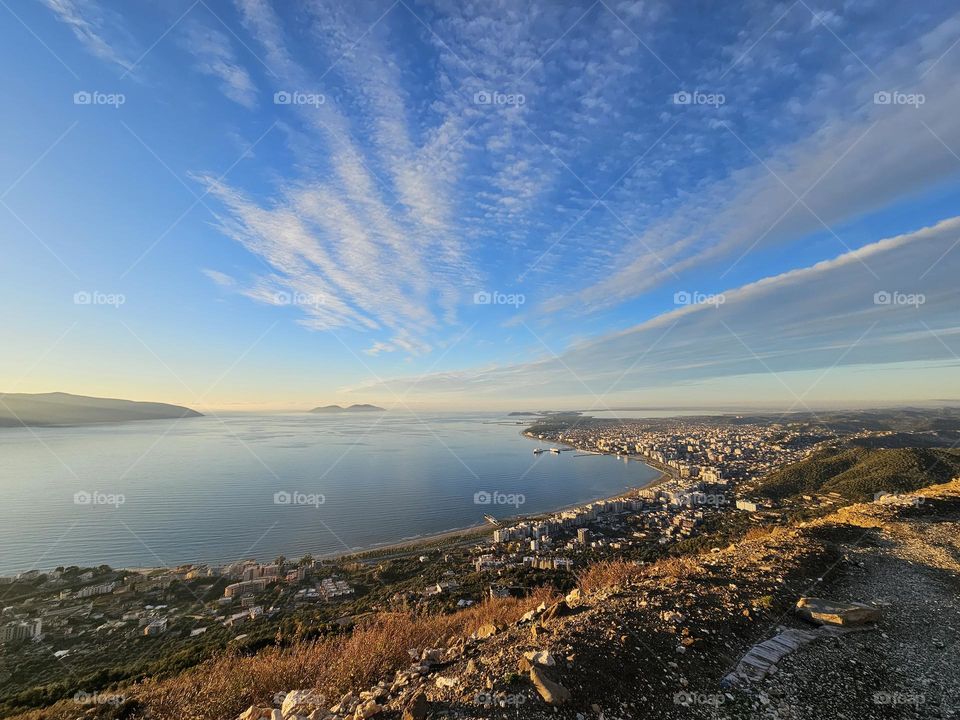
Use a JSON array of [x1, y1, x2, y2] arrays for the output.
[[0, 619, 42, 642], [736, 499, 760, 512], [143, 618, 168, 636], [224, 578, 270, 598]]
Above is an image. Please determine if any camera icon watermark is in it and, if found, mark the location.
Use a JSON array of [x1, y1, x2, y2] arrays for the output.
[[474, 691, 527, 707], [473, 290, 525, 308], [873, 290, 925, 308], [473, 490, 525, 508], [873, 491, 924, 507], [873, 691, 924, 707], [273, 291, 325, 307], [73, 290, 125, 308], [73, 90, 125, 108], [873, 90, 924, 108], [74, 691, 125, 706], [673, 290, 725, 308], [74, 491, 125, 508], [473, 90, 526, 106], [273, 90, 325, 108], [672, 90, 725, 107], [274, 490, 325, 508], [673, 691, 725, 707]]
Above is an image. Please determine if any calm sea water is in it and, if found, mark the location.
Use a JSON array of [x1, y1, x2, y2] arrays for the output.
[[0, 412, 659, 574]]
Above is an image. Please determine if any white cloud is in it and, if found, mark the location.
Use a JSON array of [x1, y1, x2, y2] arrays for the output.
[[41, 0, 135, 71], [346, 216, 960, 400], [179, 20, 258, 108]]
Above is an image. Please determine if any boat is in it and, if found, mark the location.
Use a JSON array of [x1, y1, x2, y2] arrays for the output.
[[483, 514, 500, 526], [549, 448, 561, 454], [533, 448, 544, 455]]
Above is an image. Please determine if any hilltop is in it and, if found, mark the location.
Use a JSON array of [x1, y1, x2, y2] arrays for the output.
[[749, 446, 960, 502], [0, 392, 202, 427], [309, 404, 385, 414]]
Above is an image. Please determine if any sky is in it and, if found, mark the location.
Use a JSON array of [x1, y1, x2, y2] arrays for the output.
[[1, 0, 959, 412]]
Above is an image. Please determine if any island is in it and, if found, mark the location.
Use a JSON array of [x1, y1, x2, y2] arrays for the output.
[[309, 403, 385, 414], [0, 392, 202, 427]]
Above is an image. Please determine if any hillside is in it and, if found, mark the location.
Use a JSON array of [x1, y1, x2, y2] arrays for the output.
[[751, 446, 960, 501], [0, 392, 202, 427], [309, 404, 385, 414]]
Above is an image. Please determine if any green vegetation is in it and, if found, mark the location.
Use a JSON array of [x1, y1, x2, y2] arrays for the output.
[[753, 447, 960, 501]]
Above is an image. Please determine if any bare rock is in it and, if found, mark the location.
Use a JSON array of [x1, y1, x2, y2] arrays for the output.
[[795, 597, 881, 626], [529, 666, 571, 705]]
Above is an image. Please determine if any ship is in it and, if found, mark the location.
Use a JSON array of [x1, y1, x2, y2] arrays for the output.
[[549, 448, 561, 454], [533, 448, 544, 455], [483, 514, 500, 526]]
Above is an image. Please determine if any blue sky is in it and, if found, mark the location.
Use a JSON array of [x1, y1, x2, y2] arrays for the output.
[[1, 0, 959, 411]]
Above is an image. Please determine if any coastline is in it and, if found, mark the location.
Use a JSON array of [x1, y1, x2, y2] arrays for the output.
[[11, 427, 668, 576]]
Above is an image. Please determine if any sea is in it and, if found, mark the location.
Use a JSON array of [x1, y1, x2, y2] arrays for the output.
[[0, 412, 662, 574]]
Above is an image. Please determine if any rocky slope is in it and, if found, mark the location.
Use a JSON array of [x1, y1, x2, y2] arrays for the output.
[[251, 480, 960, 720]]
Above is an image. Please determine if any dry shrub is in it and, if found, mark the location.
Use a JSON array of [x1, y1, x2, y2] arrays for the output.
[[645, 556, 698, 580], [576, 560, 644, 594], [73, 586, 559, 720]]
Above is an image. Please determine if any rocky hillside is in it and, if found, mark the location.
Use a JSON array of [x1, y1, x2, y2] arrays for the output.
[[228, 481, 960, 720]]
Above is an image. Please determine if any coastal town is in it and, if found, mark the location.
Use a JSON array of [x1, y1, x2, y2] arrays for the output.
[[0, 415, 868, 711]]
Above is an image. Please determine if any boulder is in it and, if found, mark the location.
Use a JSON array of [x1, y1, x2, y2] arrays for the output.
[[795, 597, 881, 626], [529, 666, 571, 705], [524, 650, 556, 667], [402, 691, 429, 720], [565, 588, 582, 605], [474, 623, 501, 640], [354, 698, 381, 718], [281, 690, 325, 718], [540, 600, 573, 624], [238, 706, 273, 720]]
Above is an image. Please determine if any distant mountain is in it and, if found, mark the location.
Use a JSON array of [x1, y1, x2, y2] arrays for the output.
[[0, 392, 202, 428], [309, 404, 385, 414]]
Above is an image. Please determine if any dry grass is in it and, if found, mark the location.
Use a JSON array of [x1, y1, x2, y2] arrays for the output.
[[8, 588, 556, 720], [576, 560, 644, 594]]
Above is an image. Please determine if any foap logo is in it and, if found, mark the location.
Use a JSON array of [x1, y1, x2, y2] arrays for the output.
[[873, 691, 925, 707], [474, 490, 525, 508], [873, 90, 925, 108], [274, 490, 325, 508], [273, 90, 325, 108], [678, 492, 729, 507], [473, 290, 525, 308], [273, 690, 325, 707], [474, 691, 527, 707], [274, 290, 325, 307], [74, 491, 125, 508], [873, 290, 925, 308], [73, 90, 125, 108], [674, 290, 725, 308], [473, 90, 525, 106], [74, 691, 125, 706], [673, 90, 725, 107], [873, 491, 924, 507], [673, 691, 725, 707], [73, 290, 125, 307]]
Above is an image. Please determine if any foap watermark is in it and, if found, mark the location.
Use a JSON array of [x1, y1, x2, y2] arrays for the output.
[[873, 691, 925, 707], [273, 690, 325, 707], [74, 491, 125, 508], [474, 490, 525, 508], [274, 90, 325, 108], [673, 691, 725, 707], [874, 491, 924, 507], [274, 290, 325, 308], [473, 90, 525, 106], [473, 290, 525, 308], [676, 492, 729, 507], [873, 90, 925, 108], [474, 691, 527, 707], [73, 90, 125, 108], [74, 290, 125, 307], [873, 290, 925, 308], [274, 490, 325, 508], [674, 290, 725, 308], [74, 691, 126, 706], [673, 90, 725, 107]]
